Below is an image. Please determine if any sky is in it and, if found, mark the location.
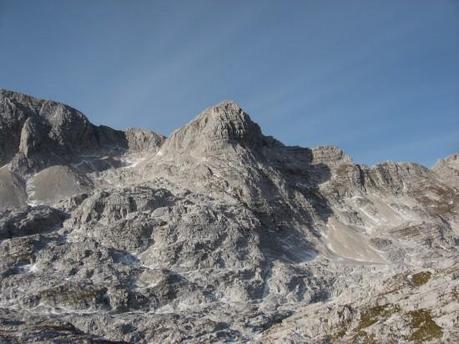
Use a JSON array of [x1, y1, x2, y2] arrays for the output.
[[0, 1, 458, 167]]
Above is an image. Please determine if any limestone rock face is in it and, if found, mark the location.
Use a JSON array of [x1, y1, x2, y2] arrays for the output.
[[0, 89, 458, 343], [0, 167, 26, 210], [433, 153, 459, 188], [160, 101, 265, 155], [0, 89, 163, 176], [125, 128, 165, 152], [1, 89, 104, 174], [0, 205, 66, 240], [0, 89, 38, 166], [312, 145, 352, 165]]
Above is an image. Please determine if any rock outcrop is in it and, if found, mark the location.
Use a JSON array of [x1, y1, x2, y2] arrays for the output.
[[0, 167, 26, 210], [433, 153, 459, 189], [125, 128, 165, 153], [0, 90, 457, 343], [0, 89, 164, 176]]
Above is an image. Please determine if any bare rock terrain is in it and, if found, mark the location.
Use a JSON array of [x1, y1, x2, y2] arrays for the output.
[[0, 89, 458, 343]]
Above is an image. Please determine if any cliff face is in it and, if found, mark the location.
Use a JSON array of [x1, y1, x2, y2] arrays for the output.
[[0, 90, 458, 343], [0, 89, 165, 176], [434, 153, 459, 189]]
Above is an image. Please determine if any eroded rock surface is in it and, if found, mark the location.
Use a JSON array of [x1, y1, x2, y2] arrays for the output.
[[0, 167, 26, 210], [0, 90, 458, 343], [434, 153, 459, 189]]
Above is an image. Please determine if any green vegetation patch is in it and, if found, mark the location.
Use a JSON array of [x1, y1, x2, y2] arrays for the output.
[[410, 271, 431, 287], [453, 286, 459, 301], [357, 304, 400, 330], [354, 330, 377, 344], [329, 305, 353, 340], [407, 309, 443, 342]]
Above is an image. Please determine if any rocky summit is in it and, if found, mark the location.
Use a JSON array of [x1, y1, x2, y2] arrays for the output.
[[0, 89, 458, 344]]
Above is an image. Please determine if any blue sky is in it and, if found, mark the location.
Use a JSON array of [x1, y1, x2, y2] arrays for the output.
[[0, 1, 457, 166]]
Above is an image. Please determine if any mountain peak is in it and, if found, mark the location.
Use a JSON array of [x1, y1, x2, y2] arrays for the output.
[[160, 100, 264, 155], [194, 99, 261, 139], [433, 153, 459, 188], [205, 99, 242, 112], [0, 89, 162, 174]]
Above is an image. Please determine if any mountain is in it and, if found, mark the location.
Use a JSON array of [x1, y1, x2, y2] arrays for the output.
[[0, 89, 458, 343], [433, 153, 459, 189]]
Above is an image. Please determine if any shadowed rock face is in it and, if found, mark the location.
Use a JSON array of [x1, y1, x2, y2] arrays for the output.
[[0, 167, 26, 210], [1, 89, 110, 173], [0, 89, 458, 343], [0, 205, 67, 240], [0, 89, 165, 175]]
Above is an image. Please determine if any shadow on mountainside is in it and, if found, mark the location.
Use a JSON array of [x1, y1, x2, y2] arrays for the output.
[[248, 142, 334, 303]]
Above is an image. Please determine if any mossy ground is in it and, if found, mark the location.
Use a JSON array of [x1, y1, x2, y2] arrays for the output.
[[410, 271, 431, 287], [407, 309, 443, 342], [353, 330, 377, 344], [357, 304, 400, 330]]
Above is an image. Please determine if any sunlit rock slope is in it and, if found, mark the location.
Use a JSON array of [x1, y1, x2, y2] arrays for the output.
[[0, 89, 458, 343]]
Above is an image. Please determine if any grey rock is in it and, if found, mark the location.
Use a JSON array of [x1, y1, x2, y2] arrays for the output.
[[0, 89, 458, 343], [433, 153, 459, 188], [0, 167, 26, 210], [0, 89, 163, 177], [0, 205, 66, 240], [125, 128, 165, 152]]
